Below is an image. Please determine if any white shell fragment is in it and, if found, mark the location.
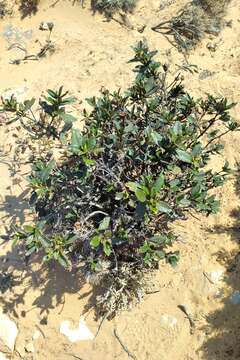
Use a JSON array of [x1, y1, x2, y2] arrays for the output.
[[0, 311, 18, 353], [25, 342, 35, 353], [32, 330, 41, 341], [206, 269, 224, 284], [160, 314, 178, 329], [0, 353, 8, 360], [60, 317, 94, 342]]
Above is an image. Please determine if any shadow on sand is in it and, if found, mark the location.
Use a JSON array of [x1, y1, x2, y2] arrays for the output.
[[200, 173, 240, 359]]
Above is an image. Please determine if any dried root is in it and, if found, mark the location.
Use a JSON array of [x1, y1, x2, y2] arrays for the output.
[[88, 262, 149, 319]]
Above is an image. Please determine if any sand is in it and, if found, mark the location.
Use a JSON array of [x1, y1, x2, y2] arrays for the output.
[[0, 0, 240, 359]]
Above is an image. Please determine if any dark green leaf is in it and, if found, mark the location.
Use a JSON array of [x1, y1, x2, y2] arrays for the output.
[[103, 241, 111, 256], [156, 201, 172, 214], [151, 173, 165, 196], [59, 113, 77, 122], [58, 254, 69, 268]]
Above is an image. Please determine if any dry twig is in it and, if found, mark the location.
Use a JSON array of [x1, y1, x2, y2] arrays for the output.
[[113, 328, 137, 360]]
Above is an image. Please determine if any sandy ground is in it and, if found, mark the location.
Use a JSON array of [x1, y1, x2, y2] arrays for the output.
[[0, 0, 240, 359]]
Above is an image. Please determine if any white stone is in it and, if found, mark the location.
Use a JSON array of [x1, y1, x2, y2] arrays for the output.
[[25, 342, 34, 353], [206, 269, 224, 284], [32, 330, 41, 341], [60, 317, 94, 342], [160, 314, 178, 329], [0, 353, 8, 360], [0, 312, 18, 353]]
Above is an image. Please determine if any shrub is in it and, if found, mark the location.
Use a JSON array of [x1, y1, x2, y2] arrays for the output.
[[19, 0, 39, 19], [198, 0, 231, 15], [0, 1, 6, 18], [2, 41, 238, 317], [92, 0, 137, 17]]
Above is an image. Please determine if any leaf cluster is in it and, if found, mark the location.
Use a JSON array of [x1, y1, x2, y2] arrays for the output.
[[1, 87, 76, 165]]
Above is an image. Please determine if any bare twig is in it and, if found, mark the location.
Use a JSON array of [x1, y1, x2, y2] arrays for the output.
[[113, 328, 137, 360], [67, 354, 84, 360], [146, 289, 160, 295], [95, 312, 108, 338], [178, 305, 195, 334], [203, 271, 214, 284], [50, 0, 61, 7], [58, 294, 66, 314], [85, 210, 109, 222], [35, 325, 46, 338]]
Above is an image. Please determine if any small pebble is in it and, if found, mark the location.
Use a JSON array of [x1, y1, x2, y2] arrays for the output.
[[25, 342, 35, 353], [207, 42, 217, 52], [32, 330, 41, 341]]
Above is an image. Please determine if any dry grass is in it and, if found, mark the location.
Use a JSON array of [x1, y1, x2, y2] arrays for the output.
[[198, 0, 232, 15], [152, 0, 232, 52]]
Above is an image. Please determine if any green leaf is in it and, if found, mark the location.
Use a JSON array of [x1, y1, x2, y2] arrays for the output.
[[65, 234, 78, 245], [58, 254, 69, 268], [99, 216, 110, 231], [40, 159, 56, 182], [61, 121, 73, 134], [126, 182, 139, 192], [70, 129, 83, 153], [172, 121, 182, 136], [90, 235, 101, 248], [176, 149, 193, 164], [139, 241, 151, 254], [24, 98, 35, 110], [144, 77, 157, 94], [191, 183, 201, 197], [103, 240, 111, 256], [191, 144, 202, 157], [26, 246, 36, 256], [135, 188, 146, 202], [150, 235, 167, 245], [150, 131, 162, 144], [166, 252, 180, 268], [23, 225, 35, 233], [86, 97, 96, 107], [39, 236, 50, 248], [61, 96, 76, 104], [154, 250, 166, 260], [179, 197, 191, 206], [135, 202, 146, 219], [143, 253, 152, 265], [82, 157, 95, 166], [156, 201, 172, 214], [151, 173, 165, 196], [47, 89, 57, 98], [115, 192, 124, 200], [170, 179, 181, 191], [59, 112, 77, 122]]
